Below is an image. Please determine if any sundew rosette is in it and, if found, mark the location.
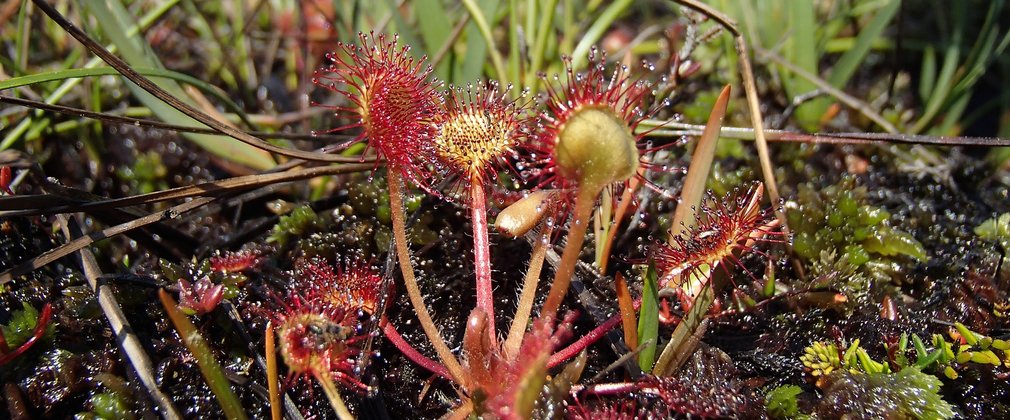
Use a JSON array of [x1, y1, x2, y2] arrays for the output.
[[313, 32, 441, 191]]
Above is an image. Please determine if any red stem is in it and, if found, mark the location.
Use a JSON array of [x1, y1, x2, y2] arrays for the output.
[[0, 303, 53, 366], [470, 179, 495, 342], [547, 310, 621, 368], [380, 316, 451, 380]]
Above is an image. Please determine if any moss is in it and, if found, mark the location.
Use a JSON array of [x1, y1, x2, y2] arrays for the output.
[[816, 367, 953, 420], [268, 205, 322, 247], [975, 213, 1010, 274], [765, 385, 805, 419], [1, 302, 55, 349], [114, 151, 169, 195], [789, 177, 926, 290], [85, 392, 135, 420]]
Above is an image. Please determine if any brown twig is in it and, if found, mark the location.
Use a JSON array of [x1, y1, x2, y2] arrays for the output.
[[57, 214, 182, 419], [0, 163, 373, 217], [0, 197, 215, 285]]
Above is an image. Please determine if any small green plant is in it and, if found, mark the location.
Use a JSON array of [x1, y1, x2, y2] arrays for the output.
[[765, 384, 808, 420], [818, 367, 954, 419], [1, 302, 55, 349], [975, 213, 1010, 273]]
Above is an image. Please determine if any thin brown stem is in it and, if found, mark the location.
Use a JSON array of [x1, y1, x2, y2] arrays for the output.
[[541, 186, 599, 319], [470, 179, 496, 342], [315, 373, 354, 420], [387, 169, 468, 385], [265, 322, 281, 420], [504, 226, 553, 360]]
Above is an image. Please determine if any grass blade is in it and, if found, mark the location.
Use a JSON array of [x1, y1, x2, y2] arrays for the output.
[[459, 0, 498, 83], [571, 0, 632, 69], [636, 262, 659, 371], [415, 0, 452, 79], [670, 85, 730, 241], [0, 0, 180, 151], [461, 0, 507, 80], [784, 0, 828, 129], [159, 289, 249, 420], [827, 0, 900, 88], [85, 0, 275, 170], [0, 67, 250, 126]]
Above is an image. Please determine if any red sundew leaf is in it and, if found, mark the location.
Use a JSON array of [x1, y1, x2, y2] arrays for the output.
[[521, 49, 668, 193], [430, 82, 533, 202], [653, 183, 782, 291], [176, 276, 224, 316], [209, 249, 262, 273], [294, 257, 383, 315], [314, 32, 443, 193], [0, 166, 12, 195]]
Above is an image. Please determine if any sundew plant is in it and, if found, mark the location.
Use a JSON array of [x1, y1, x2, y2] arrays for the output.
[[1, 0, 1010, 419]]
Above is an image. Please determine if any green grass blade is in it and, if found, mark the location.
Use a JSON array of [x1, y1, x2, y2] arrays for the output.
[[461, 0, 507, 80], [507, 0, 522, 84], [159, 290, 248, 420], [571, 0, 632, 68], [0, 0, 179, 151], [459, 0, 498, 83], [378, 0, 424, 53], [784, 0, 828, 129], [911, 43, 960, 133], [637, 261, 660, 371], [525, 0, 559, 90], [85, 0, 275, 170], [918, 46, 937, 101], [828, 0, 900, 88], [415, 0, 453, 79]]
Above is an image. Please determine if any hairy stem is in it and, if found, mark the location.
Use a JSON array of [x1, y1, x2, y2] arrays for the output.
[[541, 186, 599, 319], [380, 316, 451, 379], [315, 373, 354, 420], [387, 169, 468, 385], [547, 310, 622, 368], [470, 179, 495, 342], [504, 226, 553, 360]]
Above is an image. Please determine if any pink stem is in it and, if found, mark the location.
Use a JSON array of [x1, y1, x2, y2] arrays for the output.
[[547, 311, 622, 368], [380, 316, 451, 379], [470, 180, 496, 342]]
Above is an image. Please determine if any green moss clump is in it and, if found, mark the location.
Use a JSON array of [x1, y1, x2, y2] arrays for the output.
[[816, 367, 953, 420], [765, 385, 809, 419], [116, 151, 168, 195], [83, 392, 135, 420], [789, 177, 926, 288], [1, 302, 55, 349], [268, 205, 321, 246]]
